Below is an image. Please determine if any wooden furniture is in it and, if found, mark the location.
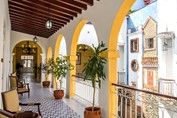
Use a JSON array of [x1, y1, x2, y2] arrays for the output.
[[0, 109, 16, 118], [9, 76, 30, 98], [1, 89, 41, 118]]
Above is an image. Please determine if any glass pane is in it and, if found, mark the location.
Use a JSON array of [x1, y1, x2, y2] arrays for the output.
[[28, 60, 31, 67], [21, 56, 25, 59], [24, 60, 27, 67], [28, 56, 33, 59]]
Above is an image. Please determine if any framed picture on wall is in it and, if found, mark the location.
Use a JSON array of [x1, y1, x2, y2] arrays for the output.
[[76, 52, 81, 65]]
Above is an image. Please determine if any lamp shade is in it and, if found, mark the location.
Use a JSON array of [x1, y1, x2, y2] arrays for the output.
[[45, 19, 52, 29]]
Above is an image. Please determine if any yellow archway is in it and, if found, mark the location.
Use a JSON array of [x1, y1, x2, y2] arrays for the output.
[[12, 41, 43, 73], [69, 19, 89, 97], [107, 0, 136, 117], [53, 34, 63, 88], [54, 35, 63, 61]]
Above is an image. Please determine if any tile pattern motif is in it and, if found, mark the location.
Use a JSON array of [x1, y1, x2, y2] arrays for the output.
[[19, 83, 81, 118]]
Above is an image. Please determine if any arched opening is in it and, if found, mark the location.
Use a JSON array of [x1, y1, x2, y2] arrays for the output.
[[12, 40, 42, 82], [70, 20, 99, 106], [54, 34, 67, 90]]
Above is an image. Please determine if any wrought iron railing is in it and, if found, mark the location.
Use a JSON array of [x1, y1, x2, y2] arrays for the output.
[[72, 75, 99, 106], [118, 72, 126, 85], [158, 78, 177, 96], [112, 83, 177, 118]]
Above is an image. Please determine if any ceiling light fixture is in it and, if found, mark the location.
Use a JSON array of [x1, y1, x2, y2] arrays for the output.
[[45, 19, 52, 29], [79, 45, 89, 52], [22, 41, 36, 55], [45, 5, 52, 30]]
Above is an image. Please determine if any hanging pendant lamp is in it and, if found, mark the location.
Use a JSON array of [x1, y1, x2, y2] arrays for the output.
[[45, 19, 52, 29], [45, 4, 52, 30]]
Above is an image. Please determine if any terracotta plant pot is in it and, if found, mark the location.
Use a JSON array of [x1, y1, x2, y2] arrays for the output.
[[54, 89, 64, 99], [84, 107, 101, 118], [42, 81, 50, 88]]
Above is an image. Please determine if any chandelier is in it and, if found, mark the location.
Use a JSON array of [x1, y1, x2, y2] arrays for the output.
[[22, 41, 36, 55], [79, 45, 89, 52]]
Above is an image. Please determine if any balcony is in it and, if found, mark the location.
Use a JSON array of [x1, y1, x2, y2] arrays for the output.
[[158, 78, 177, 96], [112, 83, 177, 118], [13, 73, 177, 118]]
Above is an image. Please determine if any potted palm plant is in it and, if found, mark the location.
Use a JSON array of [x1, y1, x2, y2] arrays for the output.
[[82, 41, 107, 118], [52, 55, 74, 99]]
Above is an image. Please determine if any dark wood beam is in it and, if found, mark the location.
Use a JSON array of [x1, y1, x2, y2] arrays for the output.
[[12, 28, 49, 38], [9, 0, 77, 18], [11, 23, 59, 35], [12, 25, 54, 38], [74, 0, 93, 6], [9, 3, 73, 21], [10, 14, 64, 27], [11, 19, 58, 31], [9, 8, 68, 24], [38, 0, 82, 14], [56, 0, 87, 10]]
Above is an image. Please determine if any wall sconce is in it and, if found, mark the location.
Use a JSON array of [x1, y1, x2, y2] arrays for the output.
[[33, 36, 38, 43]]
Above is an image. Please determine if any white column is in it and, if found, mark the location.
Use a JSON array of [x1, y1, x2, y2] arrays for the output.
[[40, 53, 45, 84]]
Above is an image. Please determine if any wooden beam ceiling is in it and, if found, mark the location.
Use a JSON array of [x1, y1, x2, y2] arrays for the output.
[[9, 0, 94, 38]]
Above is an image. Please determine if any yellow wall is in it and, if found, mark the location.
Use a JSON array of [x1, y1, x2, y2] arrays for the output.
[[76, 45, 94, 75]]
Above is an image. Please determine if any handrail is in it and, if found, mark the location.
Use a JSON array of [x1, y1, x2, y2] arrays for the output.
[[112, 83, 177, 100], [158, 78, 175, 82], [72, 75, 84, 79]]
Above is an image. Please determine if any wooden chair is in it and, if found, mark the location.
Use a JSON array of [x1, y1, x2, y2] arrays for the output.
[[1, 89, 41, 118], [0, 109, 16, 118], [9, 76, 30, 98]]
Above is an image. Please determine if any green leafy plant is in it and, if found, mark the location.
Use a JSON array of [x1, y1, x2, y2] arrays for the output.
[[52, 55, 74, 89], [41, 58, 54, 80], [82, 41, 107, 111], [128, 9, 136, 14]]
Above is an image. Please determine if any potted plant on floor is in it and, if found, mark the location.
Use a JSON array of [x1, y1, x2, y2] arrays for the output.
[[52, 55, 74, 99], [82, 41, 107, 118], [41, 58, 54, 88]]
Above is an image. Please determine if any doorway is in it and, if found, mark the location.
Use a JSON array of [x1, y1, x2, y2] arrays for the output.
[[21, 55, 34, 73]]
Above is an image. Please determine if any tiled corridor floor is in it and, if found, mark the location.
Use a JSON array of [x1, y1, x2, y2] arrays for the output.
[[19, 74, 84, 118]]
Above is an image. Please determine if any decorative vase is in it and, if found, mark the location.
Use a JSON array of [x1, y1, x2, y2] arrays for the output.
[[42, 81, 50, 88], [53, 89, 64, 99], [84, 107, 101, 118]]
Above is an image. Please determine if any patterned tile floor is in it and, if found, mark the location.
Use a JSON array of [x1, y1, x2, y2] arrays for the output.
[[19, 74, 84, 118]]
